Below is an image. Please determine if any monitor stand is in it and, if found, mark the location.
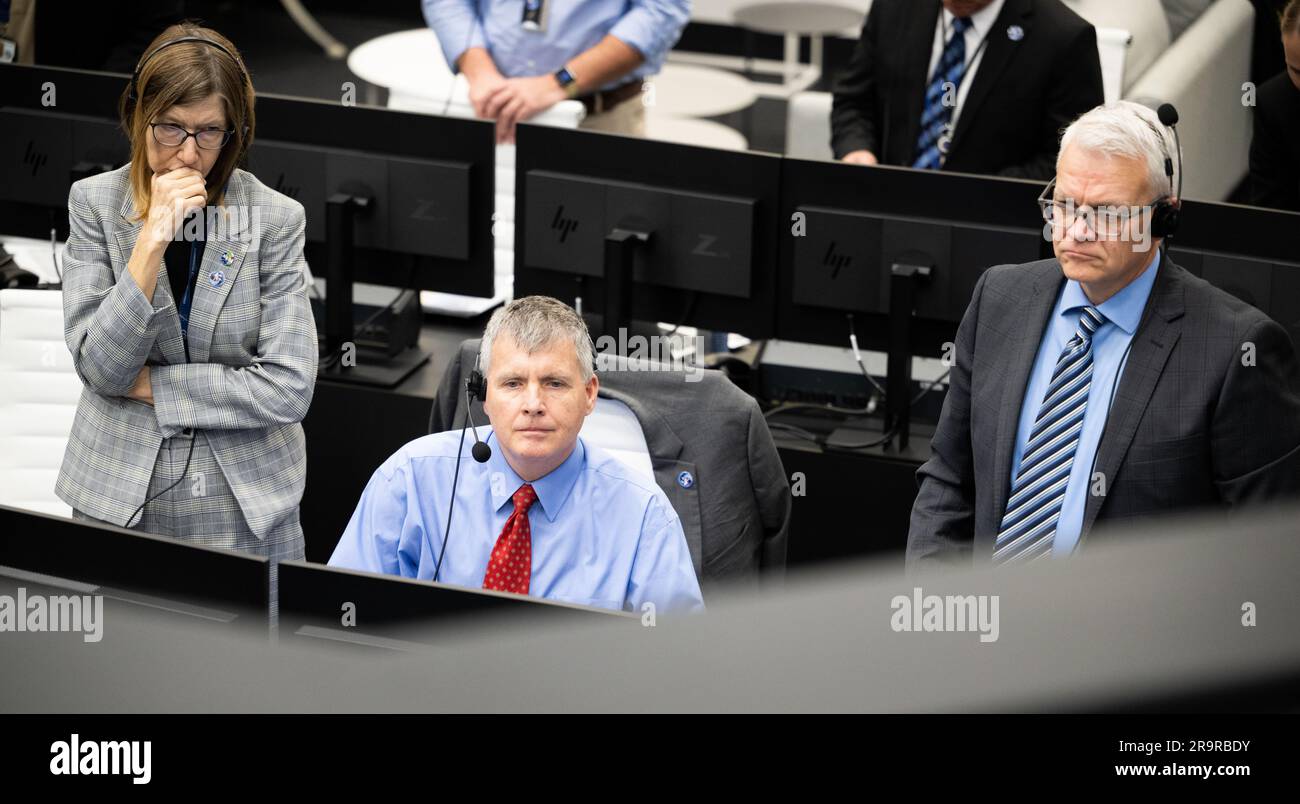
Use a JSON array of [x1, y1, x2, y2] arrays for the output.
[[883, 262, 932, 451], [601, 228, 650, 345], [319, 193, 430, 388]]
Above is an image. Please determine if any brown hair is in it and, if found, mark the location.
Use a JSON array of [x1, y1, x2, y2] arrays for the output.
[[1284, 0, 1300, 36], [118, 22, 255, 220]]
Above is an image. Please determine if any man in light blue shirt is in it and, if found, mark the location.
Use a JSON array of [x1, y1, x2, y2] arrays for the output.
[[330, 296, 704, 614], [1007, 248, 1160, 555], [423, 0, 690, 141]]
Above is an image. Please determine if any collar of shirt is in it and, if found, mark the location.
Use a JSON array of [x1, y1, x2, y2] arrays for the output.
[[484, 430, 586, 523], [942, 0, 1008, 44], [1059, 247, 1162, 335]]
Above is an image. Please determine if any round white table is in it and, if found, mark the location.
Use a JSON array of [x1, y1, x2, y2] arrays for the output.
[[346, 28, 455, 106], [732, 1, 864, 93], [642, 63, 758, 119], [347, 28, 586, 126], [645, 116, 749, 151]]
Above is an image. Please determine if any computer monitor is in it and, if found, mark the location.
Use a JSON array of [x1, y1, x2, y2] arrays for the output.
[[776, 157, 1048, 447], [514, 123, 782, 341], [1166, 199, 1300, 350], [247, 93, 496, 386], [0, 64, 129, 240], [0, 63, 498, 387], [0, 504, 268, 632], [777, 157, 1049, 355], [277, 559, 633, 652], [247, 94, 494, 296]]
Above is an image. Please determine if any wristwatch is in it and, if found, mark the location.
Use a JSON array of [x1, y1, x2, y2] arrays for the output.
[[553, 66, 580, 99]]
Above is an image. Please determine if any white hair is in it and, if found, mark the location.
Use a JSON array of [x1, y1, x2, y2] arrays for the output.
[[480, 295, 595, 383], [1057, 100, 1181, 199]]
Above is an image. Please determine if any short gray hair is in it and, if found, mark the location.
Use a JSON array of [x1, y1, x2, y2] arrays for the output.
[[480, 296, 595, 382], [1057, 100, 1180, 199]]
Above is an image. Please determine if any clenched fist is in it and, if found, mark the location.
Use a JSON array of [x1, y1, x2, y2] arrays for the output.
[[144, 167, 208, 247]]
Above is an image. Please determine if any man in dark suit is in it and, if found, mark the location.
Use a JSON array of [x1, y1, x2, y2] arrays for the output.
[[1248, 0, 1300, 211], [907, 101, 1300, 566], [831, 0, 1104, 180]]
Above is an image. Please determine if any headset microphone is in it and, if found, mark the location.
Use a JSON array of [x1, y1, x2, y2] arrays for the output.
[[433, 376, 488, 583], [465, 382, 492, 464], [1149, 102, 1183, 240]]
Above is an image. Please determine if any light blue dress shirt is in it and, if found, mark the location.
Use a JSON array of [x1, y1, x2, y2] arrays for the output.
[[423, 0, 690, 88], [1008, 250, 1161, 555], [329, 426, 704, 613]]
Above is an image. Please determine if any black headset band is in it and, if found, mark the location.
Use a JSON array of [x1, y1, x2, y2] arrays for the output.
[[128, 35, 251, 108]]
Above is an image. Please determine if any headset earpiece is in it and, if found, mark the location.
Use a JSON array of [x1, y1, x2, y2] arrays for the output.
[[467, 347, 487, 401], [466, 369, 487, 401], [1150, 197, 1181, 239], [1136, 104, 1183, 240]]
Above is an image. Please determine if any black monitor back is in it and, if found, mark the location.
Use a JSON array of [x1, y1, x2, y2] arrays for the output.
[[278, 559, 632, 651], [0, 63, 496, 297], [777, 157, 1049, 356], [250, 94, 495, 297], [0, 64, 129, 239], [0, 505, 268, 628], [1166, 199, 1300, 349], [514, 123, 781, 338]]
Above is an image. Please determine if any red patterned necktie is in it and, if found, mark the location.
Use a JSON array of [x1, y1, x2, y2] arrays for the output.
[[482, 483, 537, 594]]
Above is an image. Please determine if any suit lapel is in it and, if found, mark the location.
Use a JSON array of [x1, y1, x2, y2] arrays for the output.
[[597, 384, 703, 577], [893, 0, 943, 164], [113, 185, 186, 366], [1080, 260, 1186, 538], [950, 0, 1032, 159], [185, 173, 249, 364], [990, 260, 1062, 529]]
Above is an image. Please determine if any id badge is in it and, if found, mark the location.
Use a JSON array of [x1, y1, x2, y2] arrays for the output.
[[521, 0, 546, 32], [0, 37, 16, 64]]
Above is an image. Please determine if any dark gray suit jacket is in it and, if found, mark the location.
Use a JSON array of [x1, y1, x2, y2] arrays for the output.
[[430, 340, 791, 593], [908, 257, 1300, 566]]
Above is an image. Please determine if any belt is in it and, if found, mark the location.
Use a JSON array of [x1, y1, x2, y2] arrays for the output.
[[577, 81, 641, 115]]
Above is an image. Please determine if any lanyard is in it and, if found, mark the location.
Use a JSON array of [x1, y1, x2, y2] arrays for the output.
[[177, 240, 200, 359]]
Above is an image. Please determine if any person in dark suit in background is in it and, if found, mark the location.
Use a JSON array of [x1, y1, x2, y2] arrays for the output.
[[831, 0, 1104, 180], [907, 101, 1300, 567], [1249, 0, 1300, 211]]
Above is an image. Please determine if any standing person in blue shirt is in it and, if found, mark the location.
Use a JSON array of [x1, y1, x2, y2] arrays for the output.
[[330, 296, 704, 614], [423, 0, 691, 142]]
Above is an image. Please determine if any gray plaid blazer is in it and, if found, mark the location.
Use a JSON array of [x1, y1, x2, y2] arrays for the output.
[[55, 165, 318, 539], [908, 256, 1300, 566]]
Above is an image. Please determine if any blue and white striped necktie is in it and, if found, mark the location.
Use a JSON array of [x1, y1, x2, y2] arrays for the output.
[[994, 305, 1106, 564], [913, 15, 972, 170]]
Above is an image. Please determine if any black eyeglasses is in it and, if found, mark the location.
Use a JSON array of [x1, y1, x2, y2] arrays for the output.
[[149, 122, 233, 150], [1037, 179, 1159, 240]]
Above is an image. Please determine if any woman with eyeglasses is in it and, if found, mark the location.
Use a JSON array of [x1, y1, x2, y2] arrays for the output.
[[56, 22, 316, 567]]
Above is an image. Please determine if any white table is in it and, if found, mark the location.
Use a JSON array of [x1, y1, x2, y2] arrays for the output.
[[645, 116, 749, 151], [732, 1, 864, 97], [346, 28, 585, 126], [642, 64, 758, 118]]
